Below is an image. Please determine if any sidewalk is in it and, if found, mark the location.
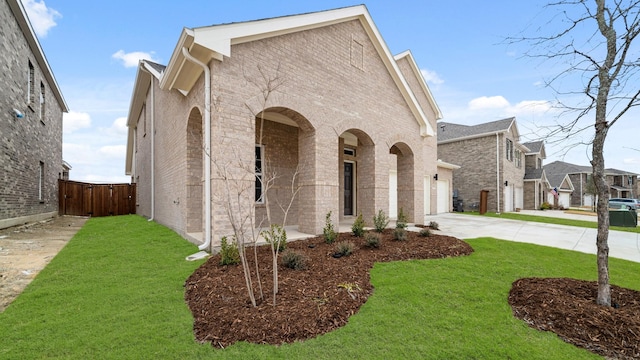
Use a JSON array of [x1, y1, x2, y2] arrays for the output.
[[424, 211, 640, 263]]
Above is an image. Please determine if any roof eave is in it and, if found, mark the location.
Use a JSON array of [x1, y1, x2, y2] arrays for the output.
[[8, 0, 68, 112]]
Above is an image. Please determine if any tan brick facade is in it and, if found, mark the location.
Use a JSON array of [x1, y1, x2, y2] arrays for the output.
[[126, 7, 441, 249]]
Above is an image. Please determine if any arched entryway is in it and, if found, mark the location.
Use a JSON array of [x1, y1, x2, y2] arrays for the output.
[[254, 107, 316, 232], [338, 129, 375, 222], [186, 107, 203, 236], [389, 142, 415, 222]]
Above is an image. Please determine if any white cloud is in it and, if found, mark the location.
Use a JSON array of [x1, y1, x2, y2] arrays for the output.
[[511, 100, 553, 114], [468, 96, 510, 110], [420, 69, 444, 85], [112, 50, 156, 68], [99, 145, 126, 159], [22, 0, 61, 38], [106, 117, 128, 136], [63, 111, 91, 134]]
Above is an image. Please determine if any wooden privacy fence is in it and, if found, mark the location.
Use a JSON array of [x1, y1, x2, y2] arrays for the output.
[[58, 180, 136, 217]]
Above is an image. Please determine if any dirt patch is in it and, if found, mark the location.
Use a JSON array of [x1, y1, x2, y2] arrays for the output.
[[0, 216, 87, 312], [509, 277, 640, 359], [185, 229, 473, 348]]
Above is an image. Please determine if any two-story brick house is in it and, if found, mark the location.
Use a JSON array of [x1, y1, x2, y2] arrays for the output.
[[544, 161, 638, 207], [437, 117, 528, 213], [125, 5, 443, 251], [522, 141, 550, 210], [0, 0, 68, 229]]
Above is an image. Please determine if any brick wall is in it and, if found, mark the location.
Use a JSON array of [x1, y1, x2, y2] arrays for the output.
[[132, 18, 439, 245], [438, 130, 526, 213], [0, 1, 63, 225]]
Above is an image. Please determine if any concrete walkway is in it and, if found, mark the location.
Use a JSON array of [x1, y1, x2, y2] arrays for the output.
[[424, 211, 640, 263]]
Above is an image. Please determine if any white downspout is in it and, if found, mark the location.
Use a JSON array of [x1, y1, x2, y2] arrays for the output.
[[140, 63, 155, 221], [182, 47, 212, 252], [496, 133, 501, 214]]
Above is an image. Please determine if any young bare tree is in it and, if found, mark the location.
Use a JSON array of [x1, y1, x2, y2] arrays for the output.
[[513, 0, 640, 306], [245, 63, 303, 305]]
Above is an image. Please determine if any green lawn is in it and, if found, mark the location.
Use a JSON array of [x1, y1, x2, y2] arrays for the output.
[[1, 215, 638, 359], [463, 211, 640, 233]]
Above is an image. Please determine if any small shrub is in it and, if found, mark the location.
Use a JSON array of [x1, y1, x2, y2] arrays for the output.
[[281, 250, 307, 270], [372, 209, 389, 233], [351, 212, 366, 237], [364, 232, 380, 248], [419, 228, 432, 237], [396, 208, 408, 229], [335, 241, 355, 257], [323, 211, 337, 244], [219, 236, 240, 265], [262, 224, 287, 252], [540, 201, 552, 210], [428, 221, 439, 230], [394, 228, 408, 241]]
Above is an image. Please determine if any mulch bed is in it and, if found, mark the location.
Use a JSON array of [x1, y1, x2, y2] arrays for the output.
[[509, 277, 640, 359], [184, 229, 640, 358], [184, 228, 472, 348]]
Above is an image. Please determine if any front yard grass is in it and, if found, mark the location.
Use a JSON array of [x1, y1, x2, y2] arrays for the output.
[[1, 215, 638, 359], [464, 211, 640, 233]]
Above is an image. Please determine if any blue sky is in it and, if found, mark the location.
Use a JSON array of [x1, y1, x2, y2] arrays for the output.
[[23, 0, 640, 182]]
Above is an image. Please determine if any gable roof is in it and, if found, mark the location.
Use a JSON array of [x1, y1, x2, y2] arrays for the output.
[[437, 117, 517, 144], [543, 160, 592, 176], [158, 5, 436, 136], [7, 0, 68, 112], [393, 50, 442, 121], [523, 141, 545, 155]]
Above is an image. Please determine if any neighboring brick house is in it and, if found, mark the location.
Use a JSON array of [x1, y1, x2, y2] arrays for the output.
[[522, 141, 550, 210], [437, 117, 528, 213], [544, 161, 639, 207], [0, 0, 68, 229], [125, 6, 444, 250]]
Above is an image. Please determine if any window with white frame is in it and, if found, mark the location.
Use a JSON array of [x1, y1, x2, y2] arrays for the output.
[[515, 149, 522, 168], [506, 139, 513, 161], [255, 145, 264, 203], [27, 60, 35, 105], [39, 82, 45, 121]]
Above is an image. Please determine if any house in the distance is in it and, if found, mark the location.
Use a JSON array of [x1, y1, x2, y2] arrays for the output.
[[0, 0, 68, 229], [544, 161, 639, 207], [437, 117, 529, 213], [522, 141, 550, 210], [125, 5, 445, 251]]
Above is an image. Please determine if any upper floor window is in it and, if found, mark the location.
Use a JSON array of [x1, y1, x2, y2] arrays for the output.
[[537, 158, 542, 169], [27, 60, 35, 105], [39, 82, 45, 121], [38, 161, 45, 202], [515, 149, 522, 168], [506, 139, 513, 161]]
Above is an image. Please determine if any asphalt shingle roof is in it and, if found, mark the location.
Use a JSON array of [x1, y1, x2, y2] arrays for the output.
[[437, 117, 515, 143], [523, 141, 543, 154]]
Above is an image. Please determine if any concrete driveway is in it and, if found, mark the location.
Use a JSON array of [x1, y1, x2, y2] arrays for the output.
[[424, 210, 640, 263]]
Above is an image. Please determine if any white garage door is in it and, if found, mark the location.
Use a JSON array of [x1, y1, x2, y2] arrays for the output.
[[503, 185, 513, 212], [389, 170, 397, 219], [559, 193, 571, 209], [515, 187, 523, 210], [584, 194, 593, 207], [437, 180, 449, 213]]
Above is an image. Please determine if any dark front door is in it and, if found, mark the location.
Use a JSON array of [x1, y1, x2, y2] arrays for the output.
[[344, 162, 354, 216]]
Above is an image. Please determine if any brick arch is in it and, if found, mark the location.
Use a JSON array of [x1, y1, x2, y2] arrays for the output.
[[254, 106, 319, 234], [339, 129, 376, 222], [186, 107, 203, 235], [389, 141, 415, 222]]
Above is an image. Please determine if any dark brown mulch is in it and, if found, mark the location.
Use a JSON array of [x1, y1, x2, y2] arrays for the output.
[[184, 229, 473, 348], [509, 277, 640, 359]]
